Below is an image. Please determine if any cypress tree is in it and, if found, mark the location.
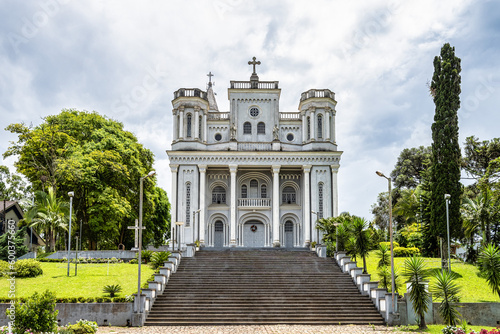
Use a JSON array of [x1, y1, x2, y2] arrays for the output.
[[429, 43, 462, 270]]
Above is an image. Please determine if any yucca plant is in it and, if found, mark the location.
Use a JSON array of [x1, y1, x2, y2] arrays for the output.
[[376, 243, 390, 269], [478, 243, 500, 299], [431, 269, 461, 326], [377, 265, 402, 294], [102, 284, 122, 297], [149, 251, 172, 269], [403, 256, 430, 330]]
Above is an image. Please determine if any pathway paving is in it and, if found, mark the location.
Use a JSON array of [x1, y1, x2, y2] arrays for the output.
[[96, 325, 418, 334]]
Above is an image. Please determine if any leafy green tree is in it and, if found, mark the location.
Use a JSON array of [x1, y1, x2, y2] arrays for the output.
[[403, 256, 431, 330], [0, 226, 28, 261], [478, 243, 500, 299], [9, 290, 58, 334], [25, 186, 69, 252], [429, 43, 463, 271], [371, 192, 390, 233], [4, 110, 169, 250], [463, 136, 500, 181], [0, 165, 32, 201], [391, 146, 431, 189], [143, 187, 171, 247], [431, 270, 461, 326], [316, 212, 352, 253], [393, 188, 421, 227]]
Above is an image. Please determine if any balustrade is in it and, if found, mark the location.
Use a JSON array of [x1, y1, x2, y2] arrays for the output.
[[279, 112, 301, 120], [207, 112, 230, 120], [300, 89, 335, 102], [238, 198, 271, 207], [230, 81, 279, 89], [237, 142, 272, 151], [174, 88, 208, 100]]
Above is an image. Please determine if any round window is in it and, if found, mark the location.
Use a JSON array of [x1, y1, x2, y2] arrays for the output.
[[287, 133, 294, 142], [249, 107, 259, 117], [214, 133, 222, 141]]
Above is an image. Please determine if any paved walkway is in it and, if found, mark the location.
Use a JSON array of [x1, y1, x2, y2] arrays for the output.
[[96, 325, 418, 334]]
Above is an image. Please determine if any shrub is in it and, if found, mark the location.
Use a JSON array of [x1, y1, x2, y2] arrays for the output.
[[85, 297, 95, 303], [112, 297, 128, 302], [149, 251, 171, 269], [14, 259, 43, 278], [380, 241, 400, 249], [8, 290, 58, 334], [393, 246, 420, 257], [65, 319, 98, 334], [103, 284, 122, 297], [129, 259, 138, 264], [0, 260, 10, 277], [77, 297, 86, 303], [95, 297, 103, 303], [140, 250, 154, 264]]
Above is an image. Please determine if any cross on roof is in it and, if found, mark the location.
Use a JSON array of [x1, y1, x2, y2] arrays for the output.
[[207, 71, 214, 83], [248, 57, 261, 75]]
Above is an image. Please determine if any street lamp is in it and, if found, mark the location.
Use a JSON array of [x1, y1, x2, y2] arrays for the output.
[[193, 209, 201, 243], [445, 194, 451, 273], [67, 191, 74, 277], [137, 170, 156, 314], [175, 221, 184, 251], [311, 211, 321, 245], [376, 171, 396, 313]]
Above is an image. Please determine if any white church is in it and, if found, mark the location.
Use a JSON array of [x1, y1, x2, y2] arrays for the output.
[[167, 58, 342, 248]]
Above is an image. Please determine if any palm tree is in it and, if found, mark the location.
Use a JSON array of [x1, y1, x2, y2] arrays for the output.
[[25, 186, 69, 252], [375, 243, 390, 269], [478, 243, 500, 299], [431, 269, 461, 325], [350, 217, 371, 274], [403, 256, 431, 330], [393, 188, 420, 227]]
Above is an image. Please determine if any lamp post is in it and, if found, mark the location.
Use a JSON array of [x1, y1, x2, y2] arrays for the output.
[[376, 171, 395, 313], [67, 191, 74, 277], [311, 211, 320, 245], [175, 221, 184, 251], [445, 194, 451, 273], [193, 209, 201, 243], [137, 171, 156, 314]]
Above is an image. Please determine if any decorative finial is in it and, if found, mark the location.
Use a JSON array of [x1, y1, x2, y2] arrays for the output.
[[207, 71, 214, 87], [248, 57, 261, 75]]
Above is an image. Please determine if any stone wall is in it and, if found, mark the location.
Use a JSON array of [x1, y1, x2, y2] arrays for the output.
[[0, 303, 133, 327], [432, 302, 500, 327]]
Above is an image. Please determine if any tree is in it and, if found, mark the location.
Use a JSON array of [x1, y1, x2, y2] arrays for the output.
[[0, 226, 28, 261], [4, 109, 170, 250], [316, 212, 353, 253], [371, 192, 390, 233], [403, 256, 431, 329], [431, 270, 461, 326], [393, 188, 421, 227], [143, 187, 171, 247], [463, 136, 500, 181], [391, 146, 431, 189], [25, 186, 69, 252], [0, 165, 32, 203], [429, 43, 463, 271], [350, 217, 372, 274], [478, 243, 500, 299]]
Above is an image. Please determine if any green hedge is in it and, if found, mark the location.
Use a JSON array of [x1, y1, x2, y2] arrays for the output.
[[379, 241, 400, 249], [15, 259, 43, 277], [0, 296, 131, 303], [39, 257, 124, 263], [393, 246, 420, 257]]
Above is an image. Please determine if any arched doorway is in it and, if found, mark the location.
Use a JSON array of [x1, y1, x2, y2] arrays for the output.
[[243, 221, 265, 247], [284, 221, 294, 248], [214, 220, 224, 248]]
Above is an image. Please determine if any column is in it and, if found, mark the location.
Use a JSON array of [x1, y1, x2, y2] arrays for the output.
[[194, 107, 200, 140], [202, 112, 207, 142], [332, 110, 336, 144], [301, 111, 307, 143], [331, 165, 339, 217], [178, 107, 185, 139], [310, 107, 316, 141], [199, 165, 207, 245], [325, 108, 331, 140], [272, 165, 280, 247], [303, 165, 311, 246], [172, 109, 178, 140], [229, 165, 238, 246], [170, 165, 179, 251]]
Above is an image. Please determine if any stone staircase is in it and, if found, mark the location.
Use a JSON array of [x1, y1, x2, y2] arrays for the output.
[[144, 249, 384, 326]]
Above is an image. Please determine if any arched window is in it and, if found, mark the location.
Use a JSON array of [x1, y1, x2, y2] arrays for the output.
[[250, 179, 258, 198], [212, 186, 226, 204], [185, 183, 191, 226], [282, 186, 296, 204], [257, 122, 265, 134], [317, 114, 323, 139], [243, 122, 252, 134], [261, 184, 267, 198], [307, 117, 311, 140], [187, 114, 192, 138], [318, 183, 324, 219], [199, 115, 202, 138], [241, 185, 247, 198]]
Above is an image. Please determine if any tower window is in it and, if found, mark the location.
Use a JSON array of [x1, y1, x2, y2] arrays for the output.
[[318, 183, 324, 219], [214, 133, 222, 141], [257, 122, 265, 134], [187, 114, 192, 138], [249, 107, 260, 117], [282, 186, 296, 204], [199, 115, 202, 138], [185, 183, 191, 226], [243, 122, 252, 134], [307, 117, 311, 140], [287, 133, 294, 142], [241, 185, 247, 198], [317, 114, 323, 139], [261, 184, 267, 198]]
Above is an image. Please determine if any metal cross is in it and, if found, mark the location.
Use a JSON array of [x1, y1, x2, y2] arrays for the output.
[[127, 219, 145, 250], [207, 71, 214, 83], [248, 57, 261, 75]]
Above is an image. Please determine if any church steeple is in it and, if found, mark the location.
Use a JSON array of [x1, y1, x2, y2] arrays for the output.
[[206, 71, 219, 111], [248, 57, 261, 88]]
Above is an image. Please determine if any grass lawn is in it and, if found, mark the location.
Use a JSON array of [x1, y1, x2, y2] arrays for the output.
[[395, 324, 499, 333], [355, 251, 499, 303], [0, 262, 155, 299]]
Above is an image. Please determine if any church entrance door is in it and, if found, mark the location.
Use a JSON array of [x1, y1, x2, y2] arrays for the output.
[[243, 221, 265, 247], [214, 221, 224, 248], [284, 221, 294, 248]]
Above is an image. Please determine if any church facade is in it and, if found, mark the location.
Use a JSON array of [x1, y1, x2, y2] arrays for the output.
[[167, 59, 342, 248]]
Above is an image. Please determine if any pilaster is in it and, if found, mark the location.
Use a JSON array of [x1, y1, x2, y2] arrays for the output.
[[331, 165, 339, 217], [272, 165, 281, 247], [303, 165, 312, 246], [170, 164, 179, 251], [199, 164, 207, 245], [229, 164, 238, 246]]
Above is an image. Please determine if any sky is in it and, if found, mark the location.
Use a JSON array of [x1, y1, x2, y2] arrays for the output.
[[1, 0, 499, 220]]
